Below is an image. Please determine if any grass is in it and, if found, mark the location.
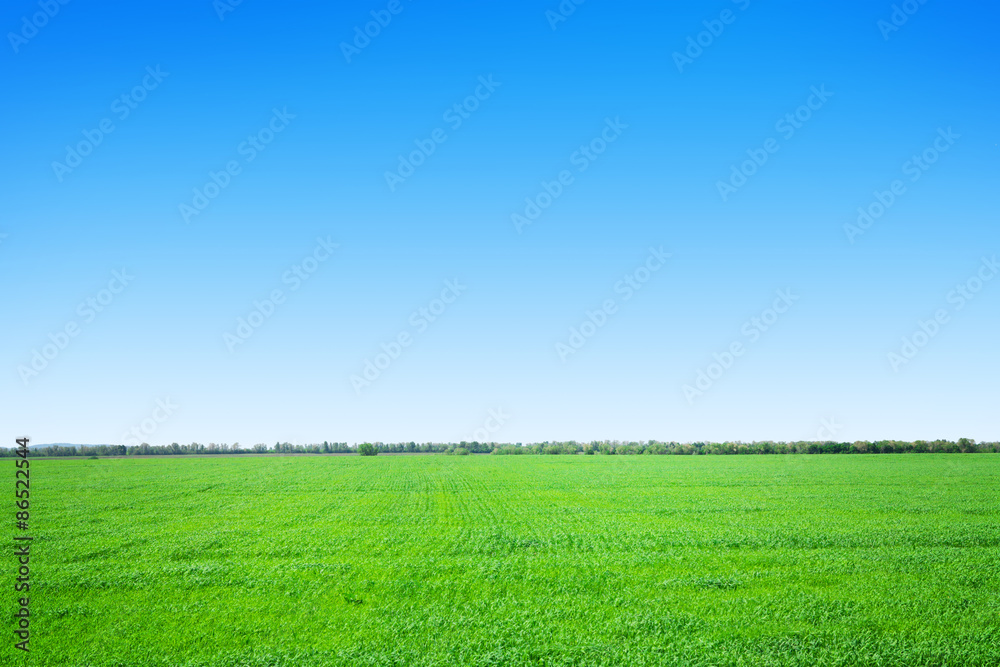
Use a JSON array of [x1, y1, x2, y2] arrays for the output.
[[7, 454, 1000, 665]]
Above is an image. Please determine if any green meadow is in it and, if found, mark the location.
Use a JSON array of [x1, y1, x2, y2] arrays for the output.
[[8, 454, 1000, 666]]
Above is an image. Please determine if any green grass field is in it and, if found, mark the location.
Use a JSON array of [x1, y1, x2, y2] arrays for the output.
[[9, 454, 1000, 666]]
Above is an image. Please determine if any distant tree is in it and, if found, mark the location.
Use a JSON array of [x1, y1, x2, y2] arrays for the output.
[[358, 443, 378, 456]]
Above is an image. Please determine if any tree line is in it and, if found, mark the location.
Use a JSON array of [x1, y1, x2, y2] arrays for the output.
[[0, 441, 352, 457], [489, 438, 998, 455], [1, 438, 997, 458]]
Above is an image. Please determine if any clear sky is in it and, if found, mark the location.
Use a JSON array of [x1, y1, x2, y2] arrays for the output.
[[2, 1, 997, 446]]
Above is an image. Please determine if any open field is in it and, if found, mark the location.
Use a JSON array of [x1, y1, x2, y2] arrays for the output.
[[9, 455, 1000, 666]]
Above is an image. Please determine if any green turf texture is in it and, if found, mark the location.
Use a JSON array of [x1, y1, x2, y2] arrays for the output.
[[8, 454, 1000, 666]]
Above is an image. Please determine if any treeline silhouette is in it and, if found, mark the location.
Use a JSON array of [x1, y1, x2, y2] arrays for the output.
[[3, 438, 998, 457], [489, 438, 998, 455], [0, 441, 352, 457]]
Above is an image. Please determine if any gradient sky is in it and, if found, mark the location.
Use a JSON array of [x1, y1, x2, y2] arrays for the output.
[[2, 0, 998, 446]]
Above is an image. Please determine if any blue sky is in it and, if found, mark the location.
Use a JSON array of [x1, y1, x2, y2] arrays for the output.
[[2, 0, 997, 446]]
